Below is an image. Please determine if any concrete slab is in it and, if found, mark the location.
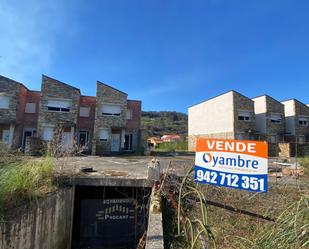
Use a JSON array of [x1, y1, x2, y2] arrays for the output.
[[54, 155, 195, 187]]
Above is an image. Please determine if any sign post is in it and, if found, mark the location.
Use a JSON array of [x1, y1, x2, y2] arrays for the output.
[[194, 138, 268, 192]]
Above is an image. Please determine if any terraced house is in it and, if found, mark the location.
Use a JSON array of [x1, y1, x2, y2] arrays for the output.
[[188, 90, 309, 156], [0, 74, 142, 155], [92, 81, 141, 155], [0, 75, 40, 149], [252, 95, 285, 143], [188, 90, 255, 151], [281, 99, 309, 144]]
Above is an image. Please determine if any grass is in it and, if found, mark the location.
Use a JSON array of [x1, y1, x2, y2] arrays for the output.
[[203, 183, 309, 249], [163, 175, 309, 249], [248, 197, 309, 248], [0, 157, 55, 208], [154, 141, 188, 152]]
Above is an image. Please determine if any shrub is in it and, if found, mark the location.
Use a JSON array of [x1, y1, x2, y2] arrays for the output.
[[0, 157, 54, 207]]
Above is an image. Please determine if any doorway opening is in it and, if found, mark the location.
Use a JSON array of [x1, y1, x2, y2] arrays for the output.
[[111, 129, 121, 152], [71, 186, 151, 249], [124, 134, 133, 151], [78, 130, 90, 152], [22, 128, 36, 149]]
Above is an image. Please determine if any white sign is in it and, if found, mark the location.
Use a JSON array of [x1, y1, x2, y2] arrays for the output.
[[194, 138, 268, 192]]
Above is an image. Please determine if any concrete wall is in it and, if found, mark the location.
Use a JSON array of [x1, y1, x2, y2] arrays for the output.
[[188, 91, 234, 136], [253, 96, 267, 133], [0, 188, 74, 249], [282, 100, 296, 135]]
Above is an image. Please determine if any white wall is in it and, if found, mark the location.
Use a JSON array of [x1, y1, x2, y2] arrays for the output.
[[253, 96, 267, 133], [282, 100, 295, 135], [188, 91, 234, 135]]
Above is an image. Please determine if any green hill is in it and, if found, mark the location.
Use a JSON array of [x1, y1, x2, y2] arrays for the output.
[[141, 111, 188, 139]]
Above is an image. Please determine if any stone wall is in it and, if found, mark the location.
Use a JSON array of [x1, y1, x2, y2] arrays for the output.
[[188, 132, 235, 151], [265, 96, 285, 137], [0, 188, 74, 249], [294, 100, 309, 137], [16, 84, 28, 124], [233, 91, 255, 138], [0, 75, 19, 123], [92, 82, 127, 155], [37, 75, 80, 137]]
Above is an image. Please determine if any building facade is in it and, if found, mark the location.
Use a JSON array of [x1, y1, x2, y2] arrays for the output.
[[253, 95, 285, 143], [0, 74, 142, 154], [92, 82, 141, 155], [38, 75, 81, 151], [281, 99, 309, 144], [0, 75, 40, 149], [188, 90, 309, 155], [188, 90, 255, 151]]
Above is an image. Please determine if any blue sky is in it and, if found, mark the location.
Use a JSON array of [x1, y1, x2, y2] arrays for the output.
[[1, 0, 309, 112]]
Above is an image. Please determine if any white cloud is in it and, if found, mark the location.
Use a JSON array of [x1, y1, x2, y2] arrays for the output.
[[0, 0, 70, 86]]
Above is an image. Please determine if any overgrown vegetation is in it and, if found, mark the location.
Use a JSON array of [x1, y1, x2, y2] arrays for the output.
[[161, 165, 309, 249], [0, 143, 55, 209], [161, 167, 216, 249], [142, 111, 187, 138], [154, 141, 188, 152], [246, 197, 309, 248]]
